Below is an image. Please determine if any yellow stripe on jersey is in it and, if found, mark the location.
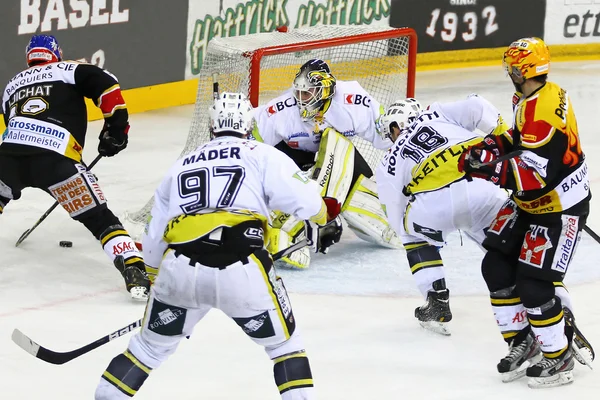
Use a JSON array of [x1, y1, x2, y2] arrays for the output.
[[404, 136, 483, 195], [252, 253, 290, 339], [490, 297, 522, 306], [163, 210, 267, 244]]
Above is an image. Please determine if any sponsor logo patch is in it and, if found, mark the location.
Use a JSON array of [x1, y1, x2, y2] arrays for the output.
[[519, 225, 553, 268]]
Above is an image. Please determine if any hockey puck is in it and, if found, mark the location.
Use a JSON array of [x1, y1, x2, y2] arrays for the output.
[[59, 240, 73, 248]]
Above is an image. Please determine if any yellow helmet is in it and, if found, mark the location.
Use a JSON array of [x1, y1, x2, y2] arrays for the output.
[[503, 37, 550, 80]]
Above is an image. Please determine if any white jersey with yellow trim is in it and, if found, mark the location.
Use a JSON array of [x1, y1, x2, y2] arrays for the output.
[[253, 80, 391, 152], [377, 94, 506, 198], [142, 135, 325, 269]]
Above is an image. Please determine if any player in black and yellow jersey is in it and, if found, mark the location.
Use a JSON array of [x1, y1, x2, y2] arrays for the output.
[[459, 37, 592, 388]]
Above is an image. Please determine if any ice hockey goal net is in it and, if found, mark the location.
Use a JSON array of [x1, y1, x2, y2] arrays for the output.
[[124, 25, 416, 235]]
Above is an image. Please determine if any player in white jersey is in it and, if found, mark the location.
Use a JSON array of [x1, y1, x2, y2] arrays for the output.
[[254, 59, 401, 269], [377, 95, 554, 335], [377, 96, 595, 364], [95, 93, 341, 400]]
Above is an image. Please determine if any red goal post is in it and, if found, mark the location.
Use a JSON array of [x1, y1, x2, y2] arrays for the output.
[[124, 26, 417, 234], [246, 27, 417, 107]]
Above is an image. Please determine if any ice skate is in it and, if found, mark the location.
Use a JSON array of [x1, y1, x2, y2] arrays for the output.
[[497, 331, 542, 383], [563, 307, 594, 369], [414, 279, 452, 336], [526, 347, 575, 388], [114, 256, 150, 301]]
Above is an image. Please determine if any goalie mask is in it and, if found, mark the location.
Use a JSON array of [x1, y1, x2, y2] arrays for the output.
[[209, 92, 254, 139], [26, 34, 63, 67], [380, 98, 422, 141], [293, 59, 336, 121]]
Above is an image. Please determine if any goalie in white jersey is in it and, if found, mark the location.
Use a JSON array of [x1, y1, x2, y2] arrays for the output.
[[95, 93, 340, 400], [253, 59, 401, 269]]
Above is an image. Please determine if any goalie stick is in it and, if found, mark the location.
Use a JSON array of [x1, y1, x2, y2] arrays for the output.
[[15, 154, 103, 247], [11, 238, 310, 365]]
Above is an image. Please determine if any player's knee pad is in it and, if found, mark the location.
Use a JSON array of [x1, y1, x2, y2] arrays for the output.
[[481, 250, 517, 292], [310, 128, 355, 203], [405, 241, 444, 296], [97, 349, 152, 398], [272, 351, 314, 397], [341, 175, 401, 248], [267, 211, 311, 269]]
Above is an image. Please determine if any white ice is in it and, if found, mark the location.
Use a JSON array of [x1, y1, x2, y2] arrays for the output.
[[1, 61, 600, 399]]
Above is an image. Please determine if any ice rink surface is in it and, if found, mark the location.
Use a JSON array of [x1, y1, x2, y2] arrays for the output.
[[1, 61, 600, 399]]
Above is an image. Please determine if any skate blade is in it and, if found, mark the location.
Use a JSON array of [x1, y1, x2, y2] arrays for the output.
[[419, 321, 451, 336], [527, 371, 574, 389], [501, 353, 543, 383], [573, 344, 594, 370], [130, 287, 149, 301]]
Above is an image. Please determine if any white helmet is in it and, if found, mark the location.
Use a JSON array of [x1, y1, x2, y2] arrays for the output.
[[380, 98, 422, 140], [209, 92, 254, 138]]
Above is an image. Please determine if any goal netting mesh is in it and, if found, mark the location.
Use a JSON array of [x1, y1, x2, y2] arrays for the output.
[[124, 25, 416, 236]]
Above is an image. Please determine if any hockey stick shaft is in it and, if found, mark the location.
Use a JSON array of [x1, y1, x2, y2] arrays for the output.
[[583, 225, 600, 244], [469, 149, 524, 168], [15, 154, 103, 247], [11, 239, 309, 364]]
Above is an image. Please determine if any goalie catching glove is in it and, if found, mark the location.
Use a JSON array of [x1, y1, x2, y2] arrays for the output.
[[306, 196, 342, 254], [98, 122, 129, 157]]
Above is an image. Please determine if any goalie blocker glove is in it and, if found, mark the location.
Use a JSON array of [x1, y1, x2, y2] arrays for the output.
[[98, 122, 129, 157]]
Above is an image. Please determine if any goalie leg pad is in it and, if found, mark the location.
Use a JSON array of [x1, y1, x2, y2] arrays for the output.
[[267, 211, 311, 269], [405, 241, 445, 298], [96, 349, 152, 399], [341, 175, 401, 249], [311, 128, 355, 203]]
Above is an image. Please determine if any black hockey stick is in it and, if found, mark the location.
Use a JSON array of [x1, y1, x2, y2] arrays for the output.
[[469, 149, 524, 168], [583, 225, 600, 244], [15, 154, 103, 247], [11, 238, 309, 365]]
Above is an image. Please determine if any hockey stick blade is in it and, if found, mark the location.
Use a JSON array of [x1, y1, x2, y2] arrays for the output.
[[469, 149, 524, 168], [11, 319, 141, 365], [15, 154, 103, 247], [11, 237, 307, 365]]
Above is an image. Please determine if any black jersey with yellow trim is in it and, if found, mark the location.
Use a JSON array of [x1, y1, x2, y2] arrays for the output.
[[1, 61, 127, 161], [502, 81, 588, 214]]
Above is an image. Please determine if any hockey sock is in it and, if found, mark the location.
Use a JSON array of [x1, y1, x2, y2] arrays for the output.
[[273, 351, 314, 398], [405, 241, 444, 298], [527, 296, 568, 358], [100, 224, 144, 267], [97, 350, 152, 398], [490, 286, 529, 344]]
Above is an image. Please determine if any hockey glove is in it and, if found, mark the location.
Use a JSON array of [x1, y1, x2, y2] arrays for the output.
[[98, 122, 129, 157], [305, 216, 343, 254], [324, 196, 342, 221], [458, 147, 507, 185]]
